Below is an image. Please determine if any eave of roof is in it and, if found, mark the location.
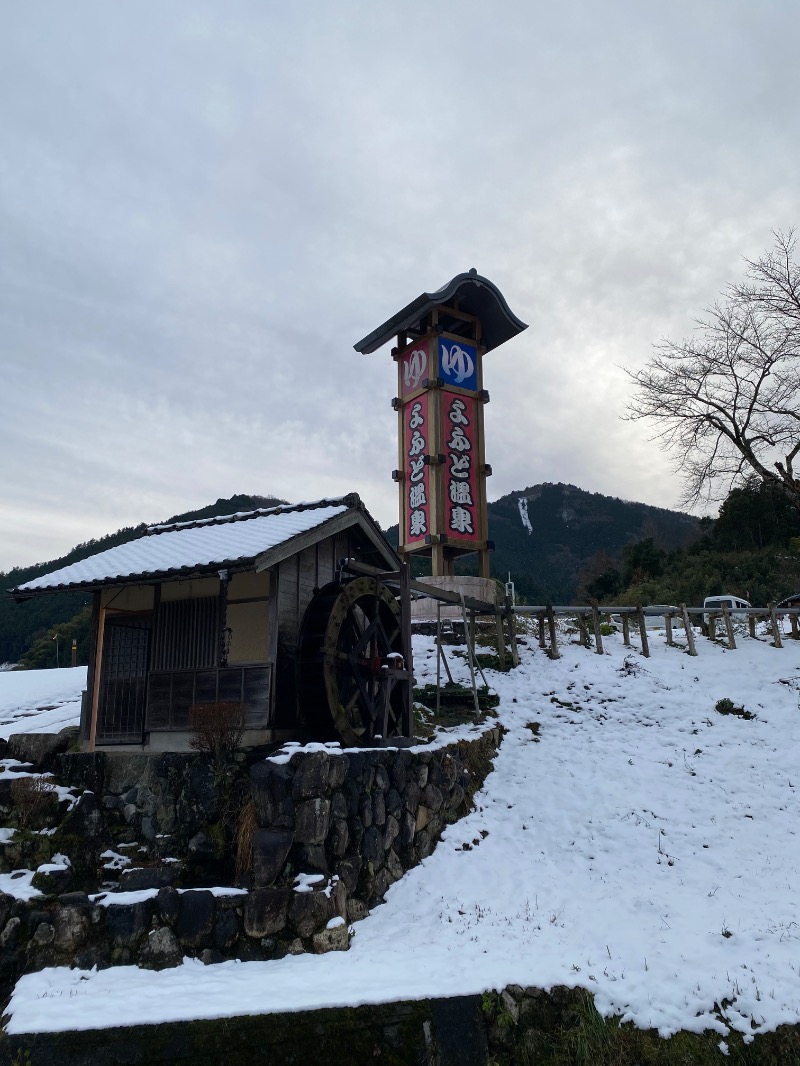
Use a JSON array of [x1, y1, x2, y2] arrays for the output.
[[8, 494, 399, 601], [354, 269, 528, 355]]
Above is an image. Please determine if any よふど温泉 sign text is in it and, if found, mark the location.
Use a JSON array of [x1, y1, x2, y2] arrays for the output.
[[403, 392, 430, 543]]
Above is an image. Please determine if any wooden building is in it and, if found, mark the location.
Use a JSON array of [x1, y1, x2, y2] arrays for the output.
[[9, 495, 400, 752]]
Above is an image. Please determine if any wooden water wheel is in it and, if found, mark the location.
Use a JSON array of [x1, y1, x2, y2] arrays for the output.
[[296, 577, 410, 746]]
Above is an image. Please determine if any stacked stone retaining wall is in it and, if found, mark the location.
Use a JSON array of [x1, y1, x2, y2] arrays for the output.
[[0, 726, 501, 1001]]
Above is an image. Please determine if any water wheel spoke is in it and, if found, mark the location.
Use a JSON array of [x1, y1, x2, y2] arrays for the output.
[[297, 576, 408, 745]]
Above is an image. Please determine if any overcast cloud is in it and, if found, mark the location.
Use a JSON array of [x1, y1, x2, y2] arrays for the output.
[[1, 0, 798, 570]]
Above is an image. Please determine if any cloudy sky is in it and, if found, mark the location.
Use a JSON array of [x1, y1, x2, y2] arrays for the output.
[[2, 0, 797, 571]]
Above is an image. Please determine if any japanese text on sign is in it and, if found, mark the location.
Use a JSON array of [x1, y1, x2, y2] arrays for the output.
[[444, 394, 478, 540], [404, 394, 430, 542]]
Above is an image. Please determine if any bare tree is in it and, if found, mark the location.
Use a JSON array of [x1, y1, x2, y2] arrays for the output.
[[626, 231, 800, 513]]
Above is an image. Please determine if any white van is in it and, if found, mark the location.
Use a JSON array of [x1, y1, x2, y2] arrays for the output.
[[703, 595, 751, 623]]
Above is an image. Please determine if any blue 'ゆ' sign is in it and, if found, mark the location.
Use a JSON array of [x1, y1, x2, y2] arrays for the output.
[[438, 339, 477, 391]]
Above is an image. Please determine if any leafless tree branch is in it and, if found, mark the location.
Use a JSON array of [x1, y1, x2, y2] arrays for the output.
[[625, 233, 800, 513]]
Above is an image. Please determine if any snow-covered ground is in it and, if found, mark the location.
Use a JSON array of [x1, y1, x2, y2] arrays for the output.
[[4, 629, 800, 1042], [0, 666, 85, 739]]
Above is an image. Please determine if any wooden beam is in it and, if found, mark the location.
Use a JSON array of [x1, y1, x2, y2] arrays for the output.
[[87, 605, 107, 752]]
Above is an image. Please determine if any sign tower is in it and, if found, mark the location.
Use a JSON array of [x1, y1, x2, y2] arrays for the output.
[[355, 270, 527, 577]]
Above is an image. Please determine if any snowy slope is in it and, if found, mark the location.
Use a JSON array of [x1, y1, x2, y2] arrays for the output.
[[4, 631, 800, 1041], [0, 667, 85, 740]]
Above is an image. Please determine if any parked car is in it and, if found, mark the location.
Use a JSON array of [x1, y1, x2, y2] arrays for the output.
[[703, 595, 751, 623], [642, 605, 680, 629], [610, 606, 680, 629]]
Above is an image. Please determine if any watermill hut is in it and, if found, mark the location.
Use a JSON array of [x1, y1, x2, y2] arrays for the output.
[[8, 495, 400, 752]]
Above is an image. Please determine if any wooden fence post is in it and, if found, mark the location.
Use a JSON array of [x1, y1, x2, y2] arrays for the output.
[[591, 606, 604, 655], [791, 614, 799, 641], [665, 611, 674, 647], [505, 596, 520, 667], [622, 612, 630, 647], [577, 612, 591, 649], [748, 614, 757, 639], [494, 607, 506, 669], [769, 603, 783, 648], [636, 605, 650, 658], [721, 603, 736, 650], [680, 604, 697, 656], [546, 606, 560, 660]]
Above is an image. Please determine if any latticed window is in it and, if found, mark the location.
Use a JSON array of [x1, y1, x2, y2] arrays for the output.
[[96, 616, 151, 743]]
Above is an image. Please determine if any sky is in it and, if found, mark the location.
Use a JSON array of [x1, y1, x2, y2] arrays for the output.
[[2, 0, 798, 572]]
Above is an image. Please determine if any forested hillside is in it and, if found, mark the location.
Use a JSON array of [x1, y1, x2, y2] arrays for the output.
[[8, 481, 797, 670], [0, 494, 283, 666], [387, 482, 702, 603]]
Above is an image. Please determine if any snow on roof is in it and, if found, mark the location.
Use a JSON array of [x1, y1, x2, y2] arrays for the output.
[[14, 499, 354, 594]]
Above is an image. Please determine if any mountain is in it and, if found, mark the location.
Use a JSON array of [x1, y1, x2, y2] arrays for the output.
[[386, 482, 702, 604], [0, 494, 284, 665], [2, 484, 699, 665]]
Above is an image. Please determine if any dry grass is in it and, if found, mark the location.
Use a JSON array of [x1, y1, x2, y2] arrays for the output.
[[188, 701, 246, 758], [234, 798, 257, 883], [10, 775, 58, 829]]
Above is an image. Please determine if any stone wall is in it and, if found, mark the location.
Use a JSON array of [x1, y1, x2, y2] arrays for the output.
[[0, 726, 501, 998]]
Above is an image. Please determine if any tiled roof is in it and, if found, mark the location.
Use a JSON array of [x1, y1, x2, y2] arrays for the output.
[[14, 498, 357, 594]]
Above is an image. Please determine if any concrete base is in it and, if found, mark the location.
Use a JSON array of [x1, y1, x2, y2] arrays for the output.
[[91, 729, 295, 754], [410, 575, 498, 621]]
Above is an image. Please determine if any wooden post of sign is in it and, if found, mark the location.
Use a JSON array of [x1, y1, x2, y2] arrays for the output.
[[87, 605, 107, 753], [680, 604, 697, 656], [721, 602, 737, 650], [399, 561, 414, 735], [590, 606, 604, 655], [769, 602, 783, 648], [546, 606, 560, 659], [621, 612, 631, 647], [393, 339, 406, 567], [636, 605, 650, 657]]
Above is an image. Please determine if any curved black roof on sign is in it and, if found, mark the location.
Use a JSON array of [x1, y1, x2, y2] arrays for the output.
[[354, 269, 528, 354]]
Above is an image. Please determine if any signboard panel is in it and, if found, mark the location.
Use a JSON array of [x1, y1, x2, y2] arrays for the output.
[[399, 337, 433, 400], [438, 337, 478, 392], [402, 392, 430, 544], [442, 391, 479, 542]]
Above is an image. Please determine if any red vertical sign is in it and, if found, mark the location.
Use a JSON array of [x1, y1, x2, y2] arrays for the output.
[[403, 392, 430, 543], [399, 337, 431, 401], [442, 391, 478, 542]]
